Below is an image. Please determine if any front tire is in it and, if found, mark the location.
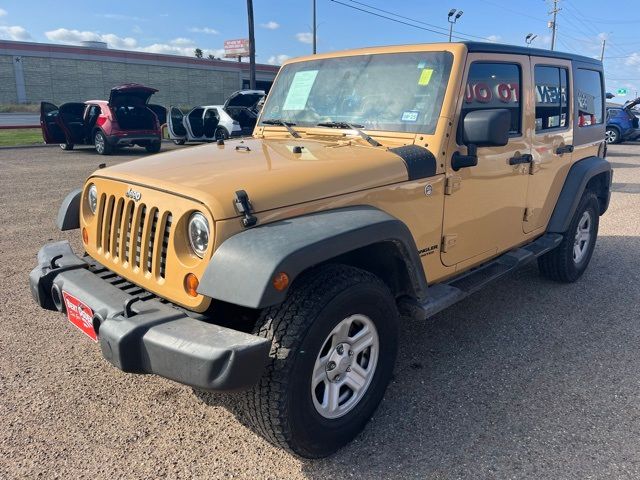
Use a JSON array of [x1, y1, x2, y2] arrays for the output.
[[173, 139, 186, 145], [93, 131, 112, 155], [242, 264, 399, 458], [59, 143, 74, 151], [538, 190, 600, 282]]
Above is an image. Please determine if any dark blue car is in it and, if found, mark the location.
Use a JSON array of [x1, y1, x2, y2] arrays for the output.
[[606, 98, 640, 144]]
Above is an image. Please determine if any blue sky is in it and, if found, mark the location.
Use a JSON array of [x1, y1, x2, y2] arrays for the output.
[[1, 0, 639, 98]]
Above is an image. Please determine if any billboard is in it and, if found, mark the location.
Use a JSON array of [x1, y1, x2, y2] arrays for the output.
[[224, 39, 250, 58]]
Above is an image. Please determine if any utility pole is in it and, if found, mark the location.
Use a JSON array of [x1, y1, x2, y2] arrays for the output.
[[600, 38, 606, 62], [312, 0, 317, 54], [247, 0, 256, 89], [548, 0, 560, 51]]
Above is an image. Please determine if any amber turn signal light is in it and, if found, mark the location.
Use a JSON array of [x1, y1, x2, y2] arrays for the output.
[[184, 273, 199, 297], [272, 272, 289, 291], [82, 227, 89, 244]]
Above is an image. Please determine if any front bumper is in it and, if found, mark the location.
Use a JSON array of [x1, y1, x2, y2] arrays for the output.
[[29, 241, 270, 391]]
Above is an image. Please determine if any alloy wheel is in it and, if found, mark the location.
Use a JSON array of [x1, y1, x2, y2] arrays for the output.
[[573, 210, 592, 264]]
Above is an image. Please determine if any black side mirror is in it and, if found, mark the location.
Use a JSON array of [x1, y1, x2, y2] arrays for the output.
[[452, 108, 512, 171]]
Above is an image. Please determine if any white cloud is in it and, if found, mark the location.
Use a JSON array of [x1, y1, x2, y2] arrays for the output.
[[486, 35, 501, 43], [261, 21, 280, 30], [0, 8, 7, 17], [268, 54, 290, 65], [189, 27, 219, 35], [45, 28, 137, 49], [170, 37, 194, 47], [0, 25, 31, 41], [44, 27, 229, 59], [296, 32, 313, 44], [132, 25, 143, 34], [625, 53, 640, 67]]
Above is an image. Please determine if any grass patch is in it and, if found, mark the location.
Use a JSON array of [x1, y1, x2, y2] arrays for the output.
[[0, 103, 40, 113], [0, 128, 44, 147]]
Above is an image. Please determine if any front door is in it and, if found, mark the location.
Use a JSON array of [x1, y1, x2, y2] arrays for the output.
[[40, 102, 66, 144], [441, 55, 532, 267], [525, 58, 573, 233], [168, 106, 187, 140]]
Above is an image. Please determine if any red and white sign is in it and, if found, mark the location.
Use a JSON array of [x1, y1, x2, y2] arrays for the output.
[[224, 39, 250, 58], [62, 291, 97, 342], [465, 82, 520, 106]]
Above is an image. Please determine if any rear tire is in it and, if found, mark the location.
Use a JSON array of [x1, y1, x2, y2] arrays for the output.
[[605, 127, 620, 144], [173, 139, 186, 145], [145, 142, 161, 153], [59, 143, 74, 151], [538, 190, 600, 283], [242, 264, 399, 458], [93, 131, 112, 155]]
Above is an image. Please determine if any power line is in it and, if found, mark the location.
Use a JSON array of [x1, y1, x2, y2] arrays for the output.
[[327, 0, 494, 42]]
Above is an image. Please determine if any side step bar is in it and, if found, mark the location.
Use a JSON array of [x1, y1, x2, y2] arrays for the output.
[[400, 233, 563, 320]]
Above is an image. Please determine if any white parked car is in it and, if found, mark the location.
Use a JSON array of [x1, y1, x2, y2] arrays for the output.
[[168, 90, 265, 144]]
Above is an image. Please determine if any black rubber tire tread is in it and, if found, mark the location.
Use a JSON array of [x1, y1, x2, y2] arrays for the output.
[[241, 263, 398, 457], [60, 143, 74, 151], [538, 190, 599, 283], [145, 142, 161, 153]]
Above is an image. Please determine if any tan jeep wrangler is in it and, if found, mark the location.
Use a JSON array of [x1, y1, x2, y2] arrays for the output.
[[30, 42, 611, 457]]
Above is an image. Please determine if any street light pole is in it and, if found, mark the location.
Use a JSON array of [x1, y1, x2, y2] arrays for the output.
[[312, 0, 317, 54], [447, 9, 463, 42], [247, 0, 256, 89]]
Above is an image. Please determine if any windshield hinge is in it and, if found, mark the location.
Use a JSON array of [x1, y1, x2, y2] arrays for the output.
[[234, 190, 257, 228], [445, 175, 461, 195]]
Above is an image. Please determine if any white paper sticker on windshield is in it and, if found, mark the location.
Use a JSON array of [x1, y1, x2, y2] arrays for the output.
[[283, 70, 318, 110]]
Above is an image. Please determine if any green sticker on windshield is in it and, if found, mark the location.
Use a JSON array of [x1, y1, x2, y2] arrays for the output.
[[283, 70, 318, 110]]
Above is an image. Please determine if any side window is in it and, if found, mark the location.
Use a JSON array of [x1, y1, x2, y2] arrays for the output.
[[463, 62, 522, 136], [534, 66, 569, 132], [576, 68, 604, 126]]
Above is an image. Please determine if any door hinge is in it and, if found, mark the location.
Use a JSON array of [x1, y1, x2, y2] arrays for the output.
[[523, 207, 533, 222], [442, 234, 458, 253], [445, 175, 461, 195]]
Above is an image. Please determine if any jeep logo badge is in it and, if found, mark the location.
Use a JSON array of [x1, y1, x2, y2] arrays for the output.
[[126, 188, 142, 201]]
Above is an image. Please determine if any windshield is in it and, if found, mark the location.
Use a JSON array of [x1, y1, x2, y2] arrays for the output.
[[260, 51, 453, 134]]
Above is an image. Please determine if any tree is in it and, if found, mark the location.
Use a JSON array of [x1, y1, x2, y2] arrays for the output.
[[194, 48, 203, 59], [208, 54, 216, 60]]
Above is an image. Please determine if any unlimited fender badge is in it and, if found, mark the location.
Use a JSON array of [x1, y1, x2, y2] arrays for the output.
[[424, 184, 433, 196], [126, 188, 142, 201]]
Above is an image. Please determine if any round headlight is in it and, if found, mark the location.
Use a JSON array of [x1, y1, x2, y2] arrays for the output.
[[87, 184, 98, 214], [188, 212, 210, 258]]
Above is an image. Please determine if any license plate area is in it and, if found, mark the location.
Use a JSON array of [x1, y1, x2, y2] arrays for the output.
[[62, 291, 97, 342]]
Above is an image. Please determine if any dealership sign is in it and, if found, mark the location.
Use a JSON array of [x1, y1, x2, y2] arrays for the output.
[[224, 39, 250, 58]]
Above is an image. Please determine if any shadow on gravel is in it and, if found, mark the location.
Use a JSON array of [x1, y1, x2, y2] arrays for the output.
[[612, 182, 640, 194], [194, 235, 640, 479]]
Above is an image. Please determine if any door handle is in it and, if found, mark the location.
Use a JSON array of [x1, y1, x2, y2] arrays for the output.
[[555, 144, 574, 155], [508, 153, 533, 165]]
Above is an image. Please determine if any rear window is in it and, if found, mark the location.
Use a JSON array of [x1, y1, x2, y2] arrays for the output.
[[534, 66, 569, 132], [576, 69, 604, 126]]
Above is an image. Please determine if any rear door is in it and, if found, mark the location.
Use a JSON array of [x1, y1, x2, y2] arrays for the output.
[[40, 102, 67, 143], [168, 106, 186, 140], [524, 58, 573, 233], [148, 104, 167, 126]]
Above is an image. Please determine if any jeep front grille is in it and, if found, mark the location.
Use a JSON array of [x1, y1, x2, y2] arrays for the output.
[[96, 194, 172, 280]]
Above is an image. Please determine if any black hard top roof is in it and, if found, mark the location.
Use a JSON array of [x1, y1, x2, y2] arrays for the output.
[[464, 42, 602, 67]]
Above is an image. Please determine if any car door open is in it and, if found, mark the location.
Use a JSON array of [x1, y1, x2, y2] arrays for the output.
[[40, 102, 67, 144], [168, 106, 187, 141]]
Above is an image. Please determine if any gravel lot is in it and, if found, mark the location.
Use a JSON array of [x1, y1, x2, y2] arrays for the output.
[[1, 142, 639, 479]]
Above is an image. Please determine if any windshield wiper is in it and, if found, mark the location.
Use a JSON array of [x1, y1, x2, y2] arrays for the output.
[[316, 121, 382, 147], [262, 119, 300, 138]]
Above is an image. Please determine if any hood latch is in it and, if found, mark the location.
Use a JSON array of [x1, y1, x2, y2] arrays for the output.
[[234, 190, 257, 228]]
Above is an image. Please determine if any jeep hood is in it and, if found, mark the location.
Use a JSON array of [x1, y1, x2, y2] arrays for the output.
[[94, 137, 409, 220]]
